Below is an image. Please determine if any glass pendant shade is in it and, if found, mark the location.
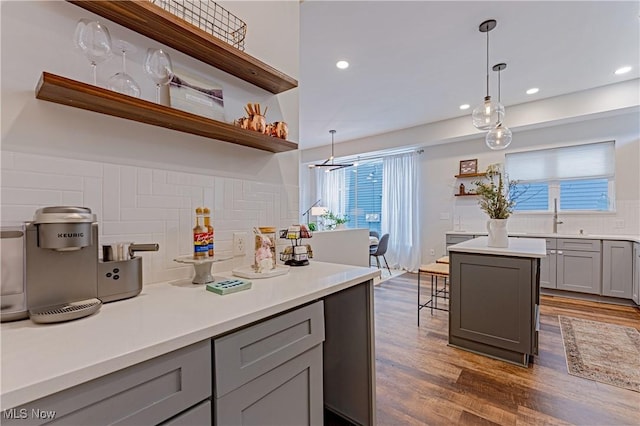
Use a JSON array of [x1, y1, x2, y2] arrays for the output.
[[486, 124, 512, 150], [472, 96, 504, 130]]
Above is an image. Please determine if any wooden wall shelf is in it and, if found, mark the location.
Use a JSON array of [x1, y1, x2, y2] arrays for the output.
[[67, 0, 297, 94], [454, 173, 485, 178], [454, 193, 477, 197], [35, 72, 298, 153]]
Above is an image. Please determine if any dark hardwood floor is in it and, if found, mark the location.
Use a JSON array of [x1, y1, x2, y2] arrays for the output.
[[374, 273, 640, 425]]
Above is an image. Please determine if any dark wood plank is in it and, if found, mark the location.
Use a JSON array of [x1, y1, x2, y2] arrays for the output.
[[374, 272, 640, 425], [35, 72, 297, 153], [67, 0, 297, 94]]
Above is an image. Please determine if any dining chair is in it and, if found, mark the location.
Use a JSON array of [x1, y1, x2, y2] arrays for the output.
[[370, 233, 391, 275]]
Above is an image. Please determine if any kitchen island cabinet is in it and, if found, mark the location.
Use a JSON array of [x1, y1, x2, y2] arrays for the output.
[[448, 237, 546, 367], [1, 262, 379, 425]]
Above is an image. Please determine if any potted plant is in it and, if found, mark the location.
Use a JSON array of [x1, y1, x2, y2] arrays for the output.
[[321, 211, 349, 230], [473, 164, 519, 247]]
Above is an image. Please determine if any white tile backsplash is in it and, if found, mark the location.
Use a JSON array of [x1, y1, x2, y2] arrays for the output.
[[453, 199, 640, 236], [1, 151, 298, 285]]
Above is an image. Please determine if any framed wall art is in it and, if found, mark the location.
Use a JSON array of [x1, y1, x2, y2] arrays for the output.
[[459, 159, 478, 175], [169, 69, 225, 122]]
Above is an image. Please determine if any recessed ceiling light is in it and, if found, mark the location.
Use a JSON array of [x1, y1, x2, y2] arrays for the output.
[[459, 104, 470, 110], [336, 60, 349, 70], [526, 88, 539, 95], [615, 66, 632, 75]]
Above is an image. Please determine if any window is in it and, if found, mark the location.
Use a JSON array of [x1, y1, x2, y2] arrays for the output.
[[560, 178, 610, 211], [345, 160, 383, 235], [506, 141, 615, 212]]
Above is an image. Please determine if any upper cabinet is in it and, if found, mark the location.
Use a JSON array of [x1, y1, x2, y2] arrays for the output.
[[67, 0, 298, 94]]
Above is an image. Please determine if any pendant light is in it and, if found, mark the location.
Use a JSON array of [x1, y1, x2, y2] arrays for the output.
[[486, 63, 512, 150], [472, 19, 504, 130], [308, 130, 353, 171]]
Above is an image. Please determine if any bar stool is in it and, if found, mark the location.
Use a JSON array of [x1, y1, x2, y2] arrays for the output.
[[436, 256, 449, 264], [417, 262, 449, 326]]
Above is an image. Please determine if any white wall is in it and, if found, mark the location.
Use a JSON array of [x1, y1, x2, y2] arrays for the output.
[[1, 1, 300, 284]]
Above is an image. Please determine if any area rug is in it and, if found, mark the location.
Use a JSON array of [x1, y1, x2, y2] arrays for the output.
[[558, 316, 640, 392]]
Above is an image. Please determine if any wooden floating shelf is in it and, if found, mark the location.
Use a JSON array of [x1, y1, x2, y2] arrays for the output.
[[454, 173, 486, 178], [454, 193, 478, 197], [35, 72, 298, 153], [67, 0, 297, 94]]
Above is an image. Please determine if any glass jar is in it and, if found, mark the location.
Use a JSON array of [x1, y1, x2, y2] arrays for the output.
[[254, 226, 277, 271]]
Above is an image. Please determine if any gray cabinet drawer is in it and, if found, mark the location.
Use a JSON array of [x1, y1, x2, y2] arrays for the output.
[[557, 238, 601, 252], [7, 341, 211, 426], [214, 301, 325, 397], [446, 235, 474, 245], [161, 400, 211, 426], [544, 238, 557, 249]]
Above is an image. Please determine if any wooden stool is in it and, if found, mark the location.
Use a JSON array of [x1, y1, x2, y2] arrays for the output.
[[417, 262, 449, 325], [436, 256, 449, 264]]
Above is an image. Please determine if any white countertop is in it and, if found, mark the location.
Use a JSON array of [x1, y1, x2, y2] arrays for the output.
[[448, 237, 547, 258], [0, 262, 380, 409], [446, 231, 640, 243]]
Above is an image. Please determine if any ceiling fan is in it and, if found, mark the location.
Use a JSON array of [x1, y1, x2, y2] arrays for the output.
[[308, 130, 353, 171]]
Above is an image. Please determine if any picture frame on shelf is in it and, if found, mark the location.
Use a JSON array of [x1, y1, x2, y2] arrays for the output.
[[459, 158, 478, 175], [169, 69, 225, 122]]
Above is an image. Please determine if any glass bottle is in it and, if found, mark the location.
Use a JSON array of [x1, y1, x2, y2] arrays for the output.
[[203, 207, 214, 257], [193, 207, 207, 259]]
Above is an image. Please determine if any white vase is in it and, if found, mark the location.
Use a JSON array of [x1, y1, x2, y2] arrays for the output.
[[486, 219, 509, 248], [335, 223, 345, 230]]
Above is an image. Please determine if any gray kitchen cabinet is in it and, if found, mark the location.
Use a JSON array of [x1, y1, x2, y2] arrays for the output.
[[556, 239, 602, 295], [539, 239, 557, 289], [5, 341, 211, 426], [161, 401, 211, 426], [633, 243, 640, 305], [602, 240, 633, 298], [216, 345, 323, 425], [213, 301, 325, 426], [446, 234, 475, 251]]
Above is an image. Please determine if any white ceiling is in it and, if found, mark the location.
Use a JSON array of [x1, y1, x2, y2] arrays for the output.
[[299, 1, 640, 149]]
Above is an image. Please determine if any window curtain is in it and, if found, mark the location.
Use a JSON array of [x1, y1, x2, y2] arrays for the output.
[[313, 167, 348, 218], [505, 141, 615, 182], [381, 152, 420, 272]]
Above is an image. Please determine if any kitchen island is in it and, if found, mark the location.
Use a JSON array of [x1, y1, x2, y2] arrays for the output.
[[447, 237, 546, 367], [1, 262, 379, 425]]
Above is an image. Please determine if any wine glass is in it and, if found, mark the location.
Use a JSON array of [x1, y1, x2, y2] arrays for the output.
[[107, 40, 141, 97], [74, 20, 113, 85], [143, 48, 174, 103]]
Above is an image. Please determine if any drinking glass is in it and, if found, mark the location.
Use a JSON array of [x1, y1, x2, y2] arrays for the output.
[[74, 20, 113, 85], [143, 48, 174, 103], [107, 40, 141, 97]]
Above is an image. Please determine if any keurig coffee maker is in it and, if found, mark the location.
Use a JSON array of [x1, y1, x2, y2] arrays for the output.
[[25, 206, 102, 323]]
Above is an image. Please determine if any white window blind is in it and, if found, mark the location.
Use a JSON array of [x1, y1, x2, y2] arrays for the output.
[[505, 141, 615, 182]]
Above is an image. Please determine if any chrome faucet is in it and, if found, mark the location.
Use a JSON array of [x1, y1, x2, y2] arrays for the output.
[[553, 198, 563, 233]]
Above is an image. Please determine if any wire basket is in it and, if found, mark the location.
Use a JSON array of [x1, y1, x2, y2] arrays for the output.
[[151, 0, 247, 51]]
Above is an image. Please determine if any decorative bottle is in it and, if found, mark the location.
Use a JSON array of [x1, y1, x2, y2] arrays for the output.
[[203, 207, 214, 258], [193, 207, 208, 259], [459, 183, 465, 195]]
